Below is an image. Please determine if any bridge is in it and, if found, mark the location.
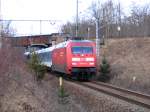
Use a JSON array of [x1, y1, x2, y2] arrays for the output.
[[9, 33, 70, 47]]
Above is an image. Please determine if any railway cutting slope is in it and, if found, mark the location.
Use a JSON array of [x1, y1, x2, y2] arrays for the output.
[[101, 37, 150, 94]]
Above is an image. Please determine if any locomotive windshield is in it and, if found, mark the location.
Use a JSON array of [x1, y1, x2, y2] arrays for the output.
[[72, 46, 93, 54]]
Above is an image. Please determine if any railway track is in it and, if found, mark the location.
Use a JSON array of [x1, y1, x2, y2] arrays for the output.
[[78, 81, 150, 109], [49, 72, 150, 109]]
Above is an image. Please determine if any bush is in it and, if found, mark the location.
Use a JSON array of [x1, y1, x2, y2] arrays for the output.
[[28, 52, 46, 81], [98, 56, 110, 82]]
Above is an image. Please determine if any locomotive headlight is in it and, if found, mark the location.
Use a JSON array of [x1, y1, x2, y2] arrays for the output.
[[89, 62, 94, 65], [72, 58, 80, 61], [86, 58, 94, 61], [72, 62, 77, 65]]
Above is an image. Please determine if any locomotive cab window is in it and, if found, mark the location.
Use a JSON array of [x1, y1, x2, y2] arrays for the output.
[[72, 46, 93, 54]]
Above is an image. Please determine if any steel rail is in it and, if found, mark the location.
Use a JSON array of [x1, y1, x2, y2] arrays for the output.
[[92, 81, 150, 99], [78, 81, 150, 109]]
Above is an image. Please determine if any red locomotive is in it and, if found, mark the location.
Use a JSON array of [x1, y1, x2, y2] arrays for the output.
[[27, 39, 97, 80]]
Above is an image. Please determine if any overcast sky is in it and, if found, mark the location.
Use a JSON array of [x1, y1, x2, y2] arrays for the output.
[[1, 0, 149, 36]]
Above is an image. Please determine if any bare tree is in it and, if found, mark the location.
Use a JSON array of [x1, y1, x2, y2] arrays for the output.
[[60, 1, 150, 38], [122, 3, 150, 37], [0, 20, 16, 48], [1, 20, 16, 37]]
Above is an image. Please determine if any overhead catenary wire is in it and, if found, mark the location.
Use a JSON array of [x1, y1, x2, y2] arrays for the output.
[[0, 19, 61, 35]]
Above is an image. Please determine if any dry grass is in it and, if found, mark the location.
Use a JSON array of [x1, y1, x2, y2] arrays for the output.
[[100, 37, 150, 94], [0, 38, 36, 111], [0, 38, 86, 112]]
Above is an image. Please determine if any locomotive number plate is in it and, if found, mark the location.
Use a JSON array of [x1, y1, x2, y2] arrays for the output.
[[80, 58, 85, 61]]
